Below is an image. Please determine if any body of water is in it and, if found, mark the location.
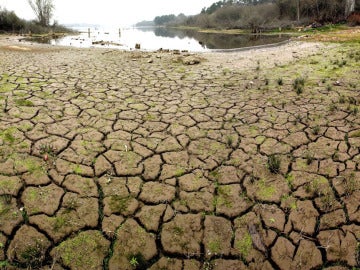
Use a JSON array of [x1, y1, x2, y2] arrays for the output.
[[31, 26, 290, 52]]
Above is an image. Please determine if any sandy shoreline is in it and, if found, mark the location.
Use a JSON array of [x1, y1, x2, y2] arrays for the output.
[[0, 34, 332, 69]]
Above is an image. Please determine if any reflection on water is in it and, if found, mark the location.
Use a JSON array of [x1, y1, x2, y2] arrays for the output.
[[27, 26, 289, 52], [147, 27, 289, 50]]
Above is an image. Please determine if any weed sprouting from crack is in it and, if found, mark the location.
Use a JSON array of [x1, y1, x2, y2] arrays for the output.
[[293, 77, 305, 95], [312, 125, 320, 135], [226, 135, 234, 148], [305, 151, 315, 165], [39, 144, 56, 156], [0, 192, 12, 205], [343, 172, 357, 197], [127, 253, 146, 270], [267, 154, 281, 174]]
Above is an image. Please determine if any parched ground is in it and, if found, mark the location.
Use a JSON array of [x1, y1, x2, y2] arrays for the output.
[[0, 35, 359, 270]]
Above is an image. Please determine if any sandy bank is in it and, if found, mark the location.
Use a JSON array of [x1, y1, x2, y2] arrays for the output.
[[0, 34, 332, 70]]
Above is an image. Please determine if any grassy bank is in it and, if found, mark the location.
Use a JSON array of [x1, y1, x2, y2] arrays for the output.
[[173, 24, 360, 40]]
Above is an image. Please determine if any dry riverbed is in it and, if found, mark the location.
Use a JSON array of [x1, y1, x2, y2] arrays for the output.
[[0, 35, 359, 270]]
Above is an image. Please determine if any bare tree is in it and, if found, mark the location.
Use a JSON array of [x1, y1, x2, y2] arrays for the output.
[[296, 0, 300, 21], [345, 0, 355, 17], [28, 0, 54, 26]]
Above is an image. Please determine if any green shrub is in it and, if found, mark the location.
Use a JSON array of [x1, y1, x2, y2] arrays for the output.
[[267, 154, 281, 174], [293, 77, 305, 95]]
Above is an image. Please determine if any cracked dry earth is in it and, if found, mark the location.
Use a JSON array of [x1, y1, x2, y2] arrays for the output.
[[0, 38, 359, 270]]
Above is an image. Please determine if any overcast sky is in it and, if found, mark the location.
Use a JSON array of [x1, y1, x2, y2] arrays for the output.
[[0, 0, 215, 26]]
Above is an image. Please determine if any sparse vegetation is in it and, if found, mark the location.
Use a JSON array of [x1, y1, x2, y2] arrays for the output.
[[173, 225, 184, 235], [109, 195, 131, 214], [39, 143, 56, 155], [257, 179, 276, 199], [19, 241, 47, 268], [305, 176, 328, 196], [329, 103, 337, 112], [343, 172, 357, 196], [281, 195, 297, 211], [236, 232, 252, 258], [319, 188, 336, 212], [267, 154, 281, 174], [293, 77, 305, 95], [24, 159, 45, 175], [54, 231, 108, 269], [129, 256, 139, 268], [285, 173, 294, 189], [226, 135, 234, 148], [0, 194, 12, 205], [350, 130, 360, 138], [348, 96, 358, 105], [72, 164, 83, 175], [0, 199, 10, 216], [345, 133, 351, 147], [312, 125, 320, 135], [127, 253, 146, 269], [15, 99, 34, 107], [0, 129, 16, 145], [174, 167, 186, 177], [339, 95, 346, 103], [208, 239, 221, 254], [53, 215, 68, 231], [305, 151, 315, 165], [0, 261, 9, 267]]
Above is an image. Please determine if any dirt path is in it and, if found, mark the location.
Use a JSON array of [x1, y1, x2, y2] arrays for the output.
[[0, 36, 359, 270]]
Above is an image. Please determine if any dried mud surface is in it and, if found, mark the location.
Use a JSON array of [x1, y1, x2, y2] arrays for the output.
[[0, 36, 359, 269]]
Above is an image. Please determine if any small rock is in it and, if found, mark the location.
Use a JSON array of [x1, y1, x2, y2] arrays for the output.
[[147, 59, 153, 63], [248, 223, 268, 257], [182, 57, 201, 65]]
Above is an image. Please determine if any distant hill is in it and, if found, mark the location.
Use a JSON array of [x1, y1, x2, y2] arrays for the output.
[[135, 20, 155, 27]]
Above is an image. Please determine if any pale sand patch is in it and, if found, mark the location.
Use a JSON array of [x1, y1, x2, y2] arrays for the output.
[[4, 45, 31, 51], [202, 41, 336, 70]]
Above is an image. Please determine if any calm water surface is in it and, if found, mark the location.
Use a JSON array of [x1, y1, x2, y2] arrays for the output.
[[33, 27, 290, 52]]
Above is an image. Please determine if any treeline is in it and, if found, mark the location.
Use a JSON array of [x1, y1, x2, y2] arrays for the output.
[[154, 14, 187, 26], [201, 0, 273, 14], [0, 7, 70, 34], [153, 0, 359, 31]]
